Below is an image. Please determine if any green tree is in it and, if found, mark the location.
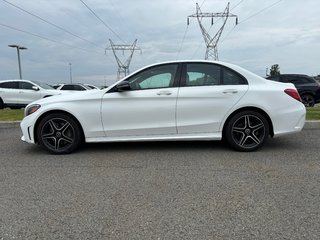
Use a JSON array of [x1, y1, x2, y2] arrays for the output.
[[270, 64, 280, 76]]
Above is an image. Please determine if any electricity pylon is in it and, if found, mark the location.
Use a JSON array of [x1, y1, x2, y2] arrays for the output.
[[188, 2, 238, 60], [106, 39, 141, 79]]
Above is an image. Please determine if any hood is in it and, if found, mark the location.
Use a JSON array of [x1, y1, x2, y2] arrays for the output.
[[28, 89, 105, 107]]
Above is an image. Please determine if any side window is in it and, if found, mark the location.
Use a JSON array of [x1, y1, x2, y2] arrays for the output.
[[61, 85, 74, 90], [267, 76, 280, 81], [286, 77, 298, 84], [127, 64, 178, 90], [0, 82, 19, 89], [288, 76, 313, 84], [20, 82, 34, 90], [222, 67, 247, 85], [186, 63, 220, 86], [279, 76, 289, 83], [73, 85, 86, 91]]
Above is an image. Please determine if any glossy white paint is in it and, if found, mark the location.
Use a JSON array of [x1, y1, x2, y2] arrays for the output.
[[20, 60, 306, 149], [101, 88, 179, 137], [176, 85, 248, 134]]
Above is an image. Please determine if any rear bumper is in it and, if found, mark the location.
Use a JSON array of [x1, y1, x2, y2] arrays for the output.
[[273, 104, 306, 137]]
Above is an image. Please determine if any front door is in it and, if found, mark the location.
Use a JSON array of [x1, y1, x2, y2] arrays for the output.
[[101, 63, 181, 137]]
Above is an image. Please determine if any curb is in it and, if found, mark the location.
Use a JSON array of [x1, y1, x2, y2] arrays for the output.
[[0, 121, 319, 129], [304, 121, 320, 129], [0, 121, 21, 129]]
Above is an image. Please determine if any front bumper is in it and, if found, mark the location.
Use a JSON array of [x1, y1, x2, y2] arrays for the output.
[[20, 115, 37, 144]]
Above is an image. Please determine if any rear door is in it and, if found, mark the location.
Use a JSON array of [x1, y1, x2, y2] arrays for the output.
[[0, 81, 20, 104], [176, 62, 249, 134]]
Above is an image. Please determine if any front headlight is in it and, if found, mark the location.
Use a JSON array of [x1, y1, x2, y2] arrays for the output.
[[25, 104, 41, 116]]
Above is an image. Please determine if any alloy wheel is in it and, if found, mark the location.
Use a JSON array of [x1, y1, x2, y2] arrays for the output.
[[40, 118, 75, 152], [231, 114, 266, 150]]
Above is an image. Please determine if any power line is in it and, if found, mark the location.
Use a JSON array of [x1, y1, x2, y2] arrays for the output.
[[176, 25, 189, 59], [2, 0, 105, 50], [231, 0, 246, 10], [239, 0, 283, 24], [221, 0, 283, 43], [79, 0, 126, 44], [0, 22, 103, 55]]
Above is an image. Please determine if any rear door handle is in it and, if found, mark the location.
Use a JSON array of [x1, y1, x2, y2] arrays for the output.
[[157, 91, 172, 96], [223, 89, 238, 94]]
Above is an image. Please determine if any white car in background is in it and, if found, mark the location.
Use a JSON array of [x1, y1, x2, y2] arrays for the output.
[[20, 60, 306, 154], [0, 79, 61, 109], [53, 83, 91, 91], [84, 84, 100, 90]]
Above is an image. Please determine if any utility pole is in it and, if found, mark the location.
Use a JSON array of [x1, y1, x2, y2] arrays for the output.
[[106, 39, 141, 80], [188, 2, 238, 60], [8, 44, 27, 79]]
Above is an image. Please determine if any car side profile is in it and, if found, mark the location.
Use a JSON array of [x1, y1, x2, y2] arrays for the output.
[[266, 74, 320, 107], [0, 79, 61, 109], [20, 60, 306, 154]]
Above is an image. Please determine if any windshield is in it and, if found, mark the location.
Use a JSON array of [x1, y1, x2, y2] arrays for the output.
[[33, 81, 54, 89]]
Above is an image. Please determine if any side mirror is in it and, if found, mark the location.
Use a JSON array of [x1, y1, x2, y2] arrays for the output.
[[116, 81, 131, 92], [32, 86, 39, 91]]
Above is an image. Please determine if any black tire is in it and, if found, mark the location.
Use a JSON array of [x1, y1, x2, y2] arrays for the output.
[[0, 98, 4, 109], [37, 113, 83, 154], [301, 94, 315, 107], [224, 111, 269, 152]]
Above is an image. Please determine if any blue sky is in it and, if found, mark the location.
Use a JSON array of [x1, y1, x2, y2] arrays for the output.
[[0, 0, 319, 86]]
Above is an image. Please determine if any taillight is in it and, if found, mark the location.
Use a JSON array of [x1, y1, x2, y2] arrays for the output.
[[284, 89, 302, 102]]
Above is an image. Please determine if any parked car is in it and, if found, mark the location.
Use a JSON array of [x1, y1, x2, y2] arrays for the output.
[[266, 74, 320, 107], [84, 84, 100, 90], [54, 83, 91, 91], [20, 60, 305, 154], [0, 79, 61, 109]]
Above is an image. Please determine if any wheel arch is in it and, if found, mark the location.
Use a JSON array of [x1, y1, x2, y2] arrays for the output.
[[222, 107, 274, 138], [33, 110, 85, 144]]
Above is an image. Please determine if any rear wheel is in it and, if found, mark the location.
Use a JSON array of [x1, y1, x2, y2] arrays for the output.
[[301, 94, 315, 107], [224, 111, 269, 152], [0, 98, 3, 109], [37, 113, 83, 154]]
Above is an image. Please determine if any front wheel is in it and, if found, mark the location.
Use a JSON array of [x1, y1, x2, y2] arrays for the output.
[[37, 113, 83, 154], [224, 111, 269, 152]]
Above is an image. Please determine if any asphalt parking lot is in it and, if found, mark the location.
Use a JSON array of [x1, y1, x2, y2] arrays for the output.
[[0, 125, 319, 239]]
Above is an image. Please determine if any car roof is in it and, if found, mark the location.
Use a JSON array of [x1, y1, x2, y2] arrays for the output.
[[0, 79, 33, 82], [278, 74, 310, 77]]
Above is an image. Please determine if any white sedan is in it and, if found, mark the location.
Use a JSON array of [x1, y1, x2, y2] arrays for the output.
[[20, 60, 306, 154]]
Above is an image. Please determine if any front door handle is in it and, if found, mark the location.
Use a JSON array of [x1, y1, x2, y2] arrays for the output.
[[223, 89, 238, 94], [157, 91, 172, 96]]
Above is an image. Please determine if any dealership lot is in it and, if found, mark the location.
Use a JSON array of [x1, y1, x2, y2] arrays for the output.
[[0, 126, 319, 239]]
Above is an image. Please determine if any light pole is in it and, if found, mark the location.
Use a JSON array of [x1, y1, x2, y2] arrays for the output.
[[69, 63, 73, 83], [8, 44, 27, 79]]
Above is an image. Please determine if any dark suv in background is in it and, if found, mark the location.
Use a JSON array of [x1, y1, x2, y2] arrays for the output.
[[266, 74, 320, 107]]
